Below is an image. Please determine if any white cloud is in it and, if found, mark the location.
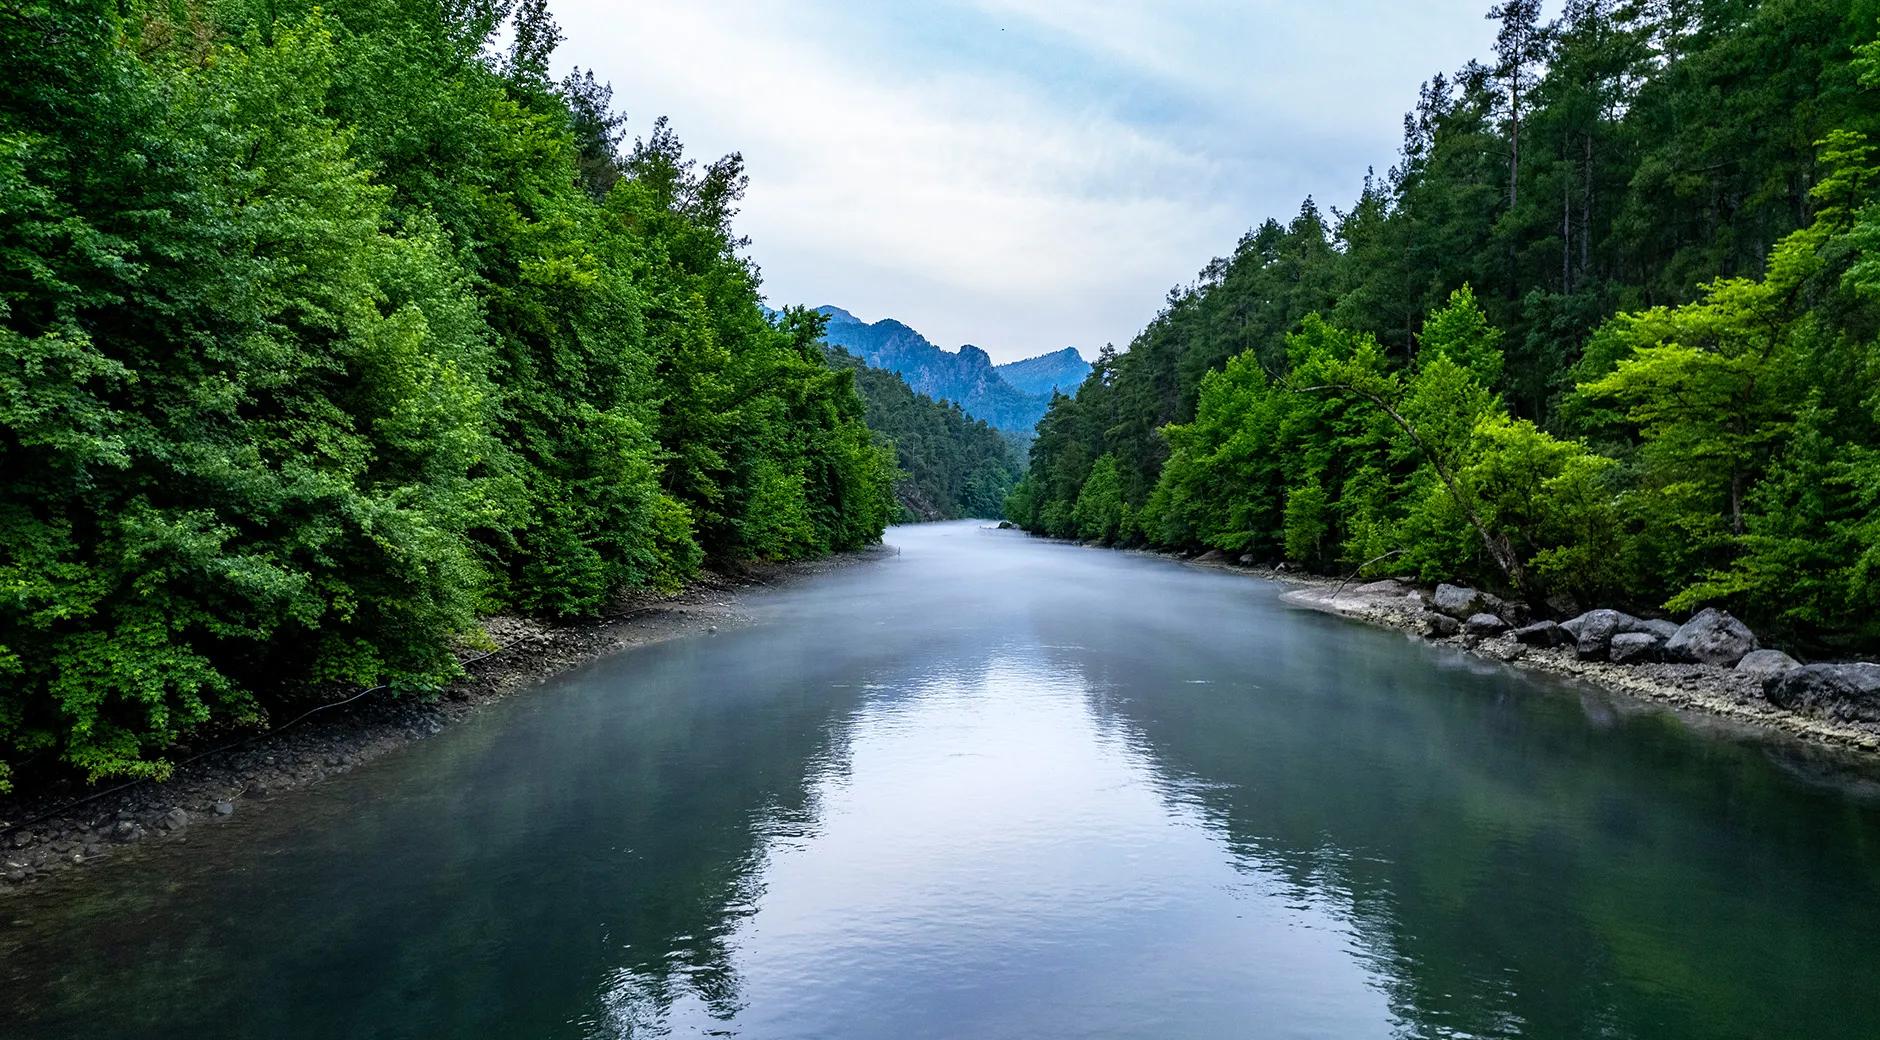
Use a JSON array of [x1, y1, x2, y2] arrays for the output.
[[549, 1, 1499, 361]]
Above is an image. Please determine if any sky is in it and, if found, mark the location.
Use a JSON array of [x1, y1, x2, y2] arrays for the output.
[[549, 1, 1507, 364]]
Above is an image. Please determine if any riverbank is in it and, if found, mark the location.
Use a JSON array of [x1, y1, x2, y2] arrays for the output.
[[0, 546, 894, 893], [1166, 550, 1880, 757]]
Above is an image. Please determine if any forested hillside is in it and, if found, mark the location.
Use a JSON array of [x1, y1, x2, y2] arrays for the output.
[[825, 349, 1021, 520], [0, 0, 897, 789], [1012, 0, 1880, 654]]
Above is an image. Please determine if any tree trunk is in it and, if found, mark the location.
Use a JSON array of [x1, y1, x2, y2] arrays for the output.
[[1509, 84, 1521, 210], [1296, 380, 1530, 594], [1562, 176, 1572, 294], [1581, 134, 1594, 278]]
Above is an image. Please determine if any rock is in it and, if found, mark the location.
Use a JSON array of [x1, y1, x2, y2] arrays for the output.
[[1642, 618, 1680, 641], [995, 520, 1015, 529], [1422, 612, 1462, 638], [1464, 613, 1508, 637], [1237, 554, 1256, 565], [1354, 579, 1412, 597], [213, 801, 235, 817], [159, 808, 189, 832], [10, 831, 31, 849], [1608, 632, 1664, 665], [1195, 549, 1229, 564], [108, 820, 143, 844], [246, 782, 269, 799], [1665, 608, 1758, 667], [1565, 608, 1652, 661], [1479, 640, 1527, 663], [1736, 649, 1800, 676], [1433, 583, 1485, 620], [1763, 663, 1880, 721], [1512, 620, 1573, 648]]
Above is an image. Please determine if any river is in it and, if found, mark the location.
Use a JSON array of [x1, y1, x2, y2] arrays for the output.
[[4, 520, 1879, 1038]]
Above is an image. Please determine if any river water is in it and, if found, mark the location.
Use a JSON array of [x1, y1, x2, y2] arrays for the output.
[[5, 521, 1879, 1038]]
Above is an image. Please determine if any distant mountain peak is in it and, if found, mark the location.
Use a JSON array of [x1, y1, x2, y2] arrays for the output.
[[809, 306, 1083, 431], [994, 345, 1094, 398]]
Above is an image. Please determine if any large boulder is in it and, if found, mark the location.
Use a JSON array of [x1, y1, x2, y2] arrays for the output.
[[1763, 663, 1880, 722], [1735, 649, 1799, 676], [1512, 620, 1573, 648], [1464, 613, 1509, 637], [1665, 607, 1758, 667], [1642, 618, 1680, 641], [1433, 583, 1485, 620], [1564, 609, 1652, 661], [1422, 612, 1461, 638], [1608, 632, 1664, 665]]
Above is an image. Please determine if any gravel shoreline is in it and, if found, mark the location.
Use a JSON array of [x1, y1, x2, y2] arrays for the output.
[[0, 546, 894, 894], [1171, 552, 1880, 757]]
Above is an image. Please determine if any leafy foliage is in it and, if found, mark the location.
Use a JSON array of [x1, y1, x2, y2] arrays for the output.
[[0, 0, 893, 789], [825, 348, 1020, 521], [1019, 5, 1880, 655]]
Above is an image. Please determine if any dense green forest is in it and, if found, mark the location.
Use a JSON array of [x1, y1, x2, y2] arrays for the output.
[[0, 0, 898, 790], [1011, 0, 1880, 655], [825, 348, 1021, 521]]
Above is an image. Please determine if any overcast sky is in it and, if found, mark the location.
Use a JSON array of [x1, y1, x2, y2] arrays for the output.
[[550, 1, 1505, 363]]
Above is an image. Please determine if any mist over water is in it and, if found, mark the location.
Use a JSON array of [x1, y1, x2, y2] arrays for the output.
[[6, 521, 1879, 1038]]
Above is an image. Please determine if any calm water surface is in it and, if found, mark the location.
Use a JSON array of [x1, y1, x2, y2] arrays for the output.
[[5, 521, 1880, 1038]]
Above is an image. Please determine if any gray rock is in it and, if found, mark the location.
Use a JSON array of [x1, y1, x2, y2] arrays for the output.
[[1608, 632, 1664, 665], [1565, 609, 1652, 660], [1422, 612, 1462, 638], [1736, 649, 1800, 676], [108, 820, 143, 844], [213, 801, 235, 817], [1512, 620, 1573, 648], [1665, 607, 1758, 667], [1478, 640, 1527, 663], [1433, 583, 1485, 620], [1354, 579, 1412, 597], [1642, 618, 1680, 641], [995, 520, 1015, 530], [1237, 553, 1256, 565], [10, 830, 32, 849], [1464, 613, 1509, 637], [1763, 663, 1880, 721], [159, 808, 189, 831]]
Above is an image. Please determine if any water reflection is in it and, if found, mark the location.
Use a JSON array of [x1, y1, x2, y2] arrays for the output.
[[4, 521, 1879, 1039]]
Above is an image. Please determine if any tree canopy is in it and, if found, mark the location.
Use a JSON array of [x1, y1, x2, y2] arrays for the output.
[[0, 0, 896, 789], [1014, 0, 1880, 655]]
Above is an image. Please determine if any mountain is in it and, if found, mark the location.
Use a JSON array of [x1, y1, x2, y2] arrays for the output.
[[995, 347, 1091, 397], [813, 306, 1082, 432], [823, 348, 1021, 521]]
